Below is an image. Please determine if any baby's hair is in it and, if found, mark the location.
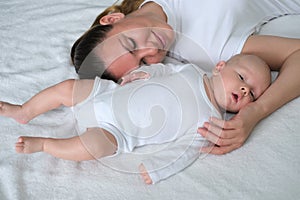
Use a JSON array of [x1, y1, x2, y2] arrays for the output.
[[227, 54, 270, 70], [227, 54, 271, 87]]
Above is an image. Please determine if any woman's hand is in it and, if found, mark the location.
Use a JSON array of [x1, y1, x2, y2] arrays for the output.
[[200, 36, 300, 155], [198, 102, 261, 155]]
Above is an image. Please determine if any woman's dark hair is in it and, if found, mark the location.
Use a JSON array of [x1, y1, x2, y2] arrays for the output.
[[71, 25, 112, 72], [70, 0, 145, 82]]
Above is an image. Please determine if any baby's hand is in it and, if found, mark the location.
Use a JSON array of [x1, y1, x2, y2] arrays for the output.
[[118, 71, 150, 86], [139, 163, 153, 185]]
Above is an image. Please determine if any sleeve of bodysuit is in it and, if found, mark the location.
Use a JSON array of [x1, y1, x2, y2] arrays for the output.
[[130, 62, 193, 78], [141, 131, 211, 184]]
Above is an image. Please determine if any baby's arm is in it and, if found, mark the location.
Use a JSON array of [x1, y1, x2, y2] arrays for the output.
[[139, 164, 153, 184], [0, 79, 95, 124], [119, 63, 193, 85], [139, 132, 208, 184]]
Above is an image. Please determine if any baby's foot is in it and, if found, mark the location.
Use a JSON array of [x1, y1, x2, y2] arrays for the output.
[[0, 101, 29, 124], [15, 136, 44, 154]]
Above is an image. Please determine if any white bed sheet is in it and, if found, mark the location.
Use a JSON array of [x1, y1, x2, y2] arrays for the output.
[[0, 0, 300, 199]]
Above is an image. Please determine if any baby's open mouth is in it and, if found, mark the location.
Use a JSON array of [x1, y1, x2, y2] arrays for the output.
[[232, 93, 239, 103]]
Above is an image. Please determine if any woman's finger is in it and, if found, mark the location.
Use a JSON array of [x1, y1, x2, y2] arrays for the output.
[[200, 143, 242, 155], [209, 117, 241, 130], [198, 127, 238, 146], [198, 127, 220, 145]]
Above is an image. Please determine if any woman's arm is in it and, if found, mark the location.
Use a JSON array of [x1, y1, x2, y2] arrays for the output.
[[199, 35, 300, 154]]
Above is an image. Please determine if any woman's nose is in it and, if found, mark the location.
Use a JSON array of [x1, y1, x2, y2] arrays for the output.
[[240, 86, 250, 96], [137, 47, 159, 58], [136, 47, 163, 64]]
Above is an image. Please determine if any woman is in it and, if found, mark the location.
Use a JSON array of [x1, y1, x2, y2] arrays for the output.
[[71, 0, 300, 154]]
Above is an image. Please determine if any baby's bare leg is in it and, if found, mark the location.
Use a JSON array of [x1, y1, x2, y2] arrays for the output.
[[0, 79, 76, 124], [15, 128, 117, 161], [0, 102, 29, 124]]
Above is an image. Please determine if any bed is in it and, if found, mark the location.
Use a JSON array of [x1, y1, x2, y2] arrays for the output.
[[0, 0, 300, 199]]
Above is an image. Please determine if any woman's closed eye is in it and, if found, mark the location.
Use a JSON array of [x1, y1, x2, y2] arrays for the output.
[[121, 35, 137, 54], [127, 37, 137, 54], [119, 35, 137, 54]]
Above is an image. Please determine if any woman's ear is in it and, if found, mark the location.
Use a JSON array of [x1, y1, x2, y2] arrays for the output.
[[99, 13, 125, 25], [213, 61, 226, 75]]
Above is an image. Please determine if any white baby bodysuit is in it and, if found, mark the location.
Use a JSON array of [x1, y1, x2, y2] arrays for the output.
[[73, 63, 221, 183]]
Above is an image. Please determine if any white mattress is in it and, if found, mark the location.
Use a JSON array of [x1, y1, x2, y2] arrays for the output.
[[0, 0, 300, 199]]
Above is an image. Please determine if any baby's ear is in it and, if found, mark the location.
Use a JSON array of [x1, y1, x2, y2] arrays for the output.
[[99, 13, 125, 25], [213, 61, 225, 75]]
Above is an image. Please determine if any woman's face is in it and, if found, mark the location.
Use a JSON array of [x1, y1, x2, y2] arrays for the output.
[[95, 13, 175, 80]]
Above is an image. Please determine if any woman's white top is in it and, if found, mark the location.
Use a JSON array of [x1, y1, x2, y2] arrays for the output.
[[142, 0, 300, 70]]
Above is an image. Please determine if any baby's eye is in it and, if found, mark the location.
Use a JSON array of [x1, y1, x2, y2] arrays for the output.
[[140, 59, 148, 65], [250, 91, 255, 101], [238, 74, 244, 81]]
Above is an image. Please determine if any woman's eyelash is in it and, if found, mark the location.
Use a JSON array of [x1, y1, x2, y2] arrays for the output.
[[119, 35, 137, 54], [127, 37, 137, 53]]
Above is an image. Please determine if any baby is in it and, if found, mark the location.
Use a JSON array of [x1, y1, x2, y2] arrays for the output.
[[0, 54, 271, 184]]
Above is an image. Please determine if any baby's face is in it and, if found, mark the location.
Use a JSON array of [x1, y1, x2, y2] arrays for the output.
[[212, 55, 271, 113]]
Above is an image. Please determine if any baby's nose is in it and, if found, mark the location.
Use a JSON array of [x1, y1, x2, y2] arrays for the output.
[[240, 87, 250, 96]]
